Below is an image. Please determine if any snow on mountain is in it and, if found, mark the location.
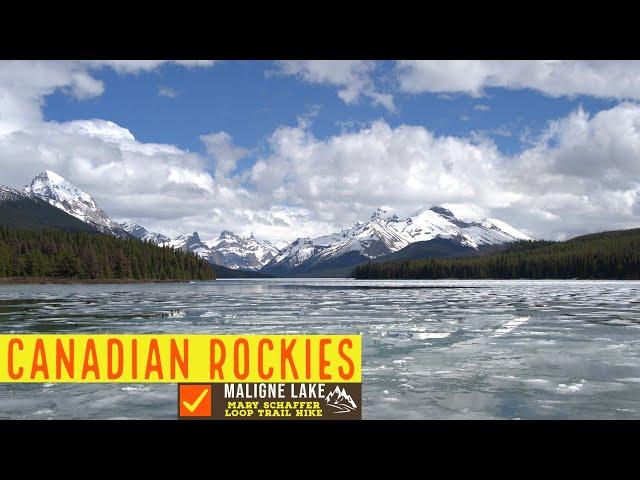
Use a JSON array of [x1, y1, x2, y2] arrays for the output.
[[24, 171, 129, 238], [114, 219, 281, 271], [263, 206, 530, 274], [157, 230, 278, 270], [204, 230, 280, 270], [164, 232, 211, 259], [120, 222, 171, 244], [0, 185, 30, 203]]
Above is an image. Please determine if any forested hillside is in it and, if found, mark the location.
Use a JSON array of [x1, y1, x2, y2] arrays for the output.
[[0, 227, 215, 281], [0, 190, 98, 233], [353, 228, 640, 280]]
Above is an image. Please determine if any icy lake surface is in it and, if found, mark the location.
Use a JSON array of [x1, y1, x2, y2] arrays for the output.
[[1, 279, 639, 419]]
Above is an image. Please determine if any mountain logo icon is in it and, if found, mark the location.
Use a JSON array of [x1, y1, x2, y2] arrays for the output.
[[325, 385, 358, 413]]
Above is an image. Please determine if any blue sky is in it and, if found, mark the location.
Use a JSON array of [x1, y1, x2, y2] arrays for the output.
[[43, 61, 618, 161], [2, 60, 640, 242]]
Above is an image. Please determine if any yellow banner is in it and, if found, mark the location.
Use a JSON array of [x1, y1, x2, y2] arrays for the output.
[[0, 334, 361, 383]]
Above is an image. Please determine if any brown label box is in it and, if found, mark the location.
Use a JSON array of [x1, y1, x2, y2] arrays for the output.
[[179, 382, 361, 420]]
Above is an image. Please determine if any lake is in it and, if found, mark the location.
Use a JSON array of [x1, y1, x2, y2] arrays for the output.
[[1, 278, 639, 419]]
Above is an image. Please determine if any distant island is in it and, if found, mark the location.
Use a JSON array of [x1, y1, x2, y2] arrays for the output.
[[0, 227, 215, 283], [353, 228, 640, 280]]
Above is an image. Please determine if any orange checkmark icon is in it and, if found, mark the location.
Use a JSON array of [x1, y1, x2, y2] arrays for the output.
[[179, 384, 212, 417], [182, 388, 208, 412]]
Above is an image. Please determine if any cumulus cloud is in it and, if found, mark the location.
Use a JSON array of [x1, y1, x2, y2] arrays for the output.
[[474, 104, 490, 111], [500, 103, 640, 238], [0, 60, 215, 135], [200, 131, 250, 176], [250, 120, 508, 225], [158, 86, 178, 98], [87, 60, 217, 74], [271, 60, 395, 111], [247, 104, 640, 240], [396, 60, 640, 100]]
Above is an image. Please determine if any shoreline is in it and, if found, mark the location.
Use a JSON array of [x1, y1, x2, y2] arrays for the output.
[[0, 277, 213, 285]]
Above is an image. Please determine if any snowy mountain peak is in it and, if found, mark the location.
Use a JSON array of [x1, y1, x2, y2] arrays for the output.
[[150, 228, 280, 271], [172, 232, 202, 246], [28, 171, 96, 208], [40, 170, 65, 185], [206, 230, 280, 270], [165, 231, 211, 259], [25, 171, 127, 237], [0, 185, 29, 203], [370, 207, 399, 222], [121, 222, 171, 244], [219, 230, 238, 239]]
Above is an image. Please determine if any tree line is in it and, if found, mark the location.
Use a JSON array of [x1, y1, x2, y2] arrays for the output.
[[0, 226, 215, 280], [353, 228, 640, 280]]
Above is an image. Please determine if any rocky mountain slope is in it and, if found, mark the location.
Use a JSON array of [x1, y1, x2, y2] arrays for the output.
[[121, 222, 171, 244], [261, 206, 530, 276], [0, 184, 98, 233], [24, 171, 129, 238]]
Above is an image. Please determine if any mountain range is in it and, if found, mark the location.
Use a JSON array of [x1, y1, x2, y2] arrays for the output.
[[261, 206, 530, 276], [0, 170, 532, 276]]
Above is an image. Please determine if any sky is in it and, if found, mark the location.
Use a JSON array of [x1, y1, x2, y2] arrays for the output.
[[1, 60, 640, 242]]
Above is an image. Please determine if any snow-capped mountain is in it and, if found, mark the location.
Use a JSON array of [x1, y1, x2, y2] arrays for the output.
[[262, 206, 530, 276], [121, 223, 171, 244], [24, 171, 129, 238], [1, 183, 99, 232], [157, 229, 280, 270], [204, 230, 280, 270], [0, 185, 29, 203], [164, 231, 212, 259]]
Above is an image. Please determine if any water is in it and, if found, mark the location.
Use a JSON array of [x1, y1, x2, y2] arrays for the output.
[[1, 278, 639, 420]]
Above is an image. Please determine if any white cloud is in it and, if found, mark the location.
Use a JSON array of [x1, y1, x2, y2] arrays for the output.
[[0, 60, 216, 136], [158, 86, 178, 98], [473, 104, 490, 111], [247, 105, 640, 240], [490, 126, 512, 137], [271, 60, 395, 111], [87, 60, 217, 74], [249, 119, 510, 228], [397, 60, 640, 100], [200, 131, 250, 176]]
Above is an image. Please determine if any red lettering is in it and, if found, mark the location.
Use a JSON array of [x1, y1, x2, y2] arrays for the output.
[[209, 339, 225, 379], [8, 338, 23, 380], [258, 338, 273, 380], [280, 339, 298, 380]]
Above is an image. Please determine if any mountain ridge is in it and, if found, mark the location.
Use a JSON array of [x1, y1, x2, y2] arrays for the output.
[[261, 206, 530, 276], [0, 184, 99, 233], [24, 171, 130, 238]]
